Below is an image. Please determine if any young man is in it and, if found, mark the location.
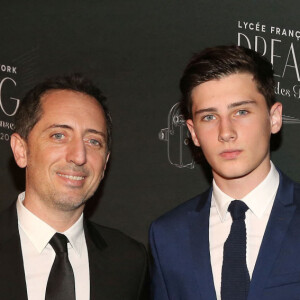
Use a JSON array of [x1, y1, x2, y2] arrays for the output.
[[150, 46, 300, 300], [1, 74, 148, 300]]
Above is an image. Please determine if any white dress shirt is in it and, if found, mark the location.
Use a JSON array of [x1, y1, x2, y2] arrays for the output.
[[16, 192, 90, 300], [209, 162, 279, 300]]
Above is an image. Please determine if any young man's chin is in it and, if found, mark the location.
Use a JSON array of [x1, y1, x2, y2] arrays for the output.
[[212, 166, 254, 181]]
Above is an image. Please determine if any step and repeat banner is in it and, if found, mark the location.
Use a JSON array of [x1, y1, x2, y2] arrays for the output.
[[0, 1, 299, 244]]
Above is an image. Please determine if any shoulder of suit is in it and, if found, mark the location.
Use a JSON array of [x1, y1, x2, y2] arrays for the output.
[[85, 219, 147, 254], [150, 187, 211, 227], [292, 179, 300, 200], [0, 202, 19, 241], [279, 169, 300, 199]]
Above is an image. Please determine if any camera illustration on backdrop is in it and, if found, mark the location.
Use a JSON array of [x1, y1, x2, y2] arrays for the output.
[[282, 115, 300, 124], [158, 102, 195, 169]]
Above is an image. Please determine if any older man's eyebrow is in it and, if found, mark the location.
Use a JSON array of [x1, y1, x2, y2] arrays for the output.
[[45, 124, 73, 131], [45, 125, 106, 138], [86, 129, 107, 138]]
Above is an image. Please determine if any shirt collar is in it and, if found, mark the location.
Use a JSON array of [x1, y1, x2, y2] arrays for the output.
[[212, 161, 279, 222], [16, 192, 85, 256]]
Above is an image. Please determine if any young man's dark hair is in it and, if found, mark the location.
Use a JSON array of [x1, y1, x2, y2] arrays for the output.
[[180, 45, 275, 119], [14, 73, 113, 151]]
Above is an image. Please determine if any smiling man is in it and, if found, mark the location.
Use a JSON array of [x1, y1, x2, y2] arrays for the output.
[[150, 46, 300, 300], [0, 74, 148, 300]]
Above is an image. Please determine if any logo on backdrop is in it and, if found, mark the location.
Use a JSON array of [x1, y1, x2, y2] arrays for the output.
[[0, 47, 40, 143], [0, 65, 19, 142], [237, 21, 300, 113], [159, 103, 300, 169]]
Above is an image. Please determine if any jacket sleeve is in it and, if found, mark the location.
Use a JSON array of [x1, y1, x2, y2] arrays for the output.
[[137, 242, 150, 300], [149, 223, 170, 300]]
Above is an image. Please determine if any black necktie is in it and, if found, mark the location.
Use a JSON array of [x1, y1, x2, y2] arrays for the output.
[[45, 233, 76, 300], [221, 200, 250, 300]]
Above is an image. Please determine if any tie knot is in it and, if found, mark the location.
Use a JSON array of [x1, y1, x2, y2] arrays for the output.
[[228, 200, 249, 220], [49, 233, 69, 254]]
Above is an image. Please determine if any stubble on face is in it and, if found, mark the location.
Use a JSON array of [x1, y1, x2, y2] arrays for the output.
[[26, 159, 94, 212]]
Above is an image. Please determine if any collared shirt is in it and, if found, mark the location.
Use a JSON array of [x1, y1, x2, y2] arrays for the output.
[[17, 192, 90, 300], [209, 162, 279, 300]]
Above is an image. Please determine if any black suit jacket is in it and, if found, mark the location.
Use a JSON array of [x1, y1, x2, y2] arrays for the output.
[[0, 203, 149, 299]]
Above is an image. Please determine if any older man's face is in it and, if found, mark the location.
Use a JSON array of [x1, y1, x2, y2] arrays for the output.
[[13, 89, 109, 213]]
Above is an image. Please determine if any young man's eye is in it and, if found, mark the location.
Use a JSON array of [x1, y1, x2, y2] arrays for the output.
[[236, 110, 248, 116], [202, 115, 216, 121], [52, 133, 65, 139]]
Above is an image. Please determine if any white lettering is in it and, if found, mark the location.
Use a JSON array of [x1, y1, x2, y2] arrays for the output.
[[0, 65, 17, 74], [282, 43, 300, 81], [237, 33, 251, 48], [0, 77, 20, 116], [255, 36, 267, 56], [270, 39, 282, 77]]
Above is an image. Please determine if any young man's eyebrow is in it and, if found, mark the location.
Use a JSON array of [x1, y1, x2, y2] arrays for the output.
[[194, 100, 257, 115], [194, 107, 217, 115], [227, 100, 257, 109]]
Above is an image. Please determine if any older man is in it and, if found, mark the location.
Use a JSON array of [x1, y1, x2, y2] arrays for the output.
[[1, 74, 148, 300]]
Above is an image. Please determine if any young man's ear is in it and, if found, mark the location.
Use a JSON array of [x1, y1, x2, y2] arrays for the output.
[[270, 102, 283, 134], [186, 119, 201, 147], [10, 133, 28, 168]]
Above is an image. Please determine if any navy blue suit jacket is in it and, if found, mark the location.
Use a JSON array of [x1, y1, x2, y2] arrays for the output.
[[150, 171, 300, 300]]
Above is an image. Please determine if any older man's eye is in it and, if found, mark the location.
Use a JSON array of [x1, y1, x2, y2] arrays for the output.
[[84, 138, 103, 147], [52, 133, 65, 139], [90, 139, 100, 146]]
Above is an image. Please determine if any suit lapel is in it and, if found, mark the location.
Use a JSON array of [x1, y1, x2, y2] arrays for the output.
[[188, 188, 217, 300], [248, 172, 296, 300], [0, 203, 27, 299], [84, 219, 108, 300]]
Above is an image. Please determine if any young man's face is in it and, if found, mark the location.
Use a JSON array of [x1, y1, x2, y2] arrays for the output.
[[11, 89, 110, 214], [186, 73, 282, 185]]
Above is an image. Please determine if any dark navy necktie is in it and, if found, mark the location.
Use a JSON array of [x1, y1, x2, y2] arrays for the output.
[[221, 200, 250, 300], [45, 233, 76, 300]]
